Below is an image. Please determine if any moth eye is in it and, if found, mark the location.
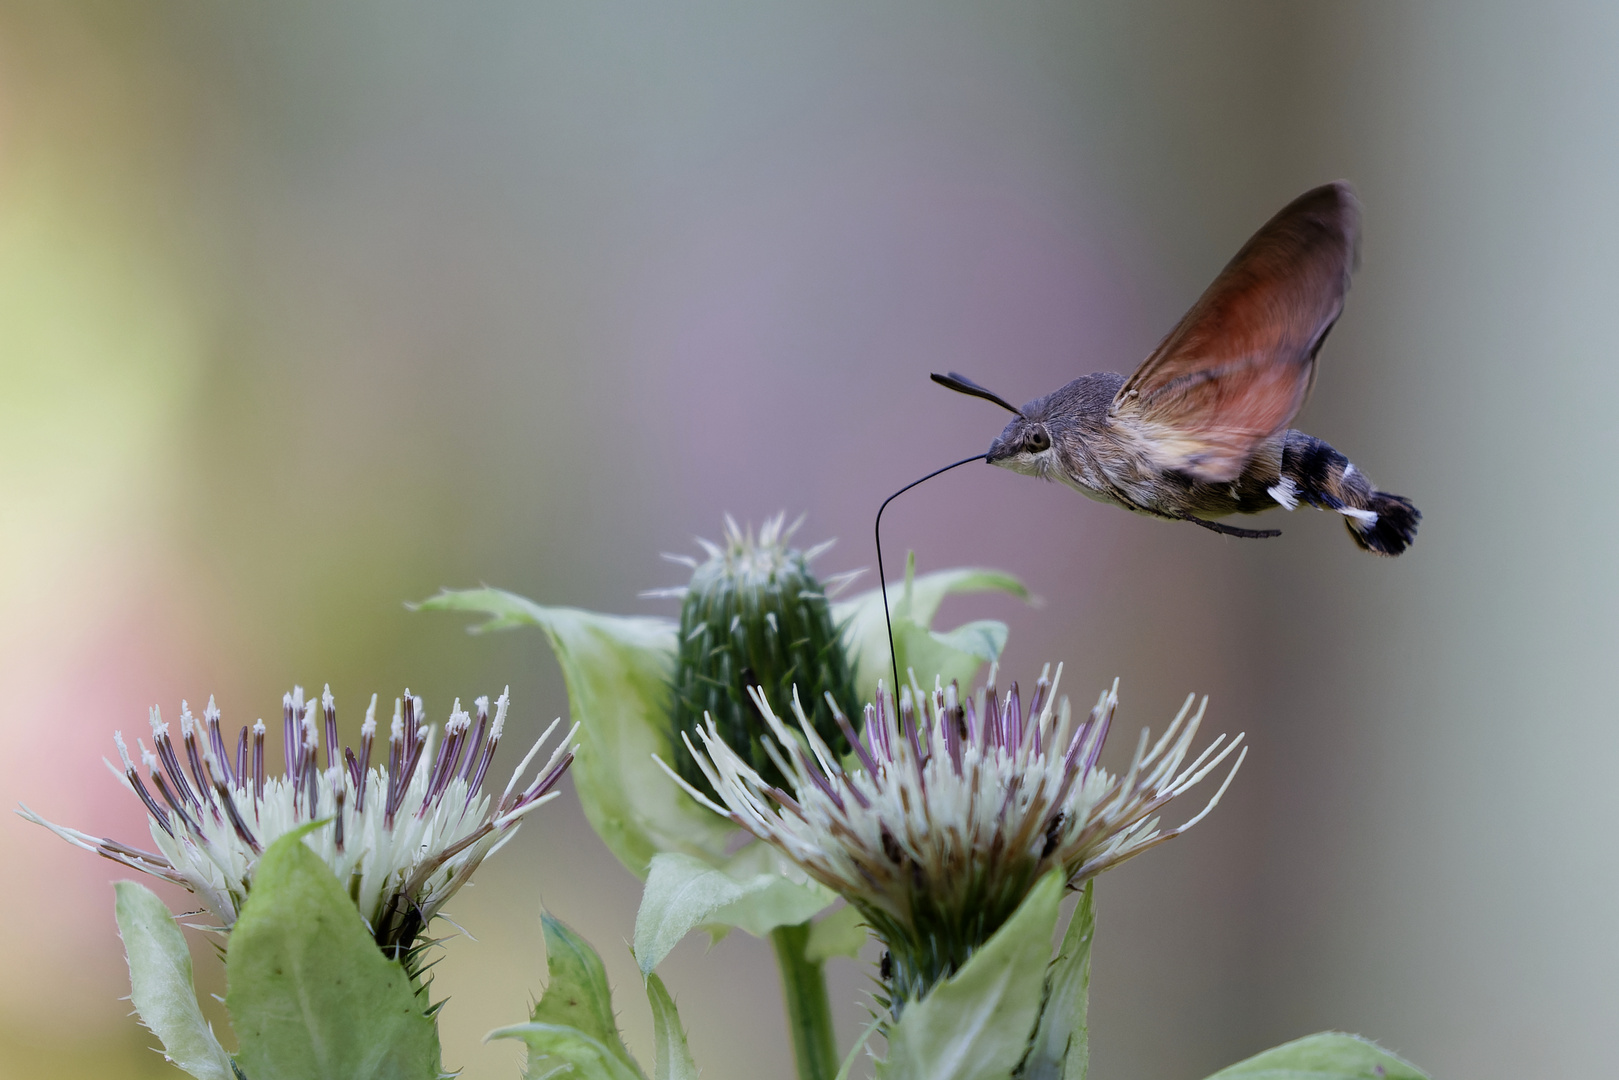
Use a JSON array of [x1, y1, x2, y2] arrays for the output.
[[1025, 429, 1051, 452]]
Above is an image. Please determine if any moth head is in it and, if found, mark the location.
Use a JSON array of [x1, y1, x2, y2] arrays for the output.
[[928, 370, 1059, 475], [987, 416, 1055, 476]]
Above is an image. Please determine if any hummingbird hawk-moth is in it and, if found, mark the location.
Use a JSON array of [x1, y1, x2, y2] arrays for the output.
[[933, 181, 1419, 555]]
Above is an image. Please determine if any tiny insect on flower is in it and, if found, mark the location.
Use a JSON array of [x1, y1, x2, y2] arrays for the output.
[[661, 665, 1245, 1003], [20, 685, 577, 959]]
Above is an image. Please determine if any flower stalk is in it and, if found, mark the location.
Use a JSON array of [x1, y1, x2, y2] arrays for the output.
[[771, 922, 841, 1080]]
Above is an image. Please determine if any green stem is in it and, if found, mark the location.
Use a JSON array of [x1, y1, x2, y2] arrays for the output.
[[771, 921, 839, 1080]]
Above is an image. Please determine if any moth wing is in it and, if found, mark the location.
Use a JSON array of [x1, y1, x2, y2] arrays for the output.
[[1112, 182, 1360, 483]]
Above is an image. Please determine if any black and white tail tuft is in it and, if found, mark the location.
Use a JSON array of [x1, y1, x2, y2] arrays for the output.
[[1345, 491, 1420, 556], [1280, 430, 1420, 556]]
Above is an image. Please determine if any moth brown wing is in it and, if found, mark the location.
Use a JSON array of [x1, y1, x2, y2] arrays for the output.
[[1113, 182, 1360, 483]]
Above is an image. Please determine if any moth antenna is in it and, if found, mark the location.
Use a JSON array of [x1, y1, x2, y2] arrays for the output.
[[930, 372, 1023, 415], [875, 453, 988, 696]]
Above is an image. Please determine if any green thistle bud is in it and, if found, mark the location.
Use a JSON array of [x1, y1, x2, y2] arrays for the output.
[[668, 515, 858, 796]]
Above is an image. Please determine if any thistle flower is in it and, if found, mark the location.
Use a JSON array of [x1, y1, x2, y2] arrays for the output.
[[21, 685, 576, 959], [660, 513, 861, 796], [665, 666, 1246, 1004]]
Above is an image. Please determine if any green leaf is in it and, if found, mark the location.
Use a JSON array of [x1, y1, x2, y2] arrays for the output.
[[834, 560, 1029, 701], [886, 564, 1030, 629], [489, 913, 647, 1080], [894, 616, 1010, 698], [490, 1023, 643, 1080], [927, 619, 1010, 664], [707, 842, 838, 937], [225, 831, 440, 1080], [113, 881, 235, 1080], [1202, 1032, 1430, 1080], [879, 871, 1064, 1080], [1016, 881, 1093, 1080], [529, 913, 642, 1074], [634, 846, 835, 974], [645, 973, 701, 1080], [804, 903, 870, 963], [416, 588, 733, 876]]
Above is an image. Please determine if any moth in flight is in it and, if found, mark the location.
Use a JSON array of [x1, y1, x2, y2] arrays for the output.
[[935, 182, 1418, 555]]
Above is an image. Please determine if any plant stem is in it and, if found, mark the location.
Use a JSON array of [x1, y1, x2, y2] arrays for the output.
[[771, 921, 839, 1080]]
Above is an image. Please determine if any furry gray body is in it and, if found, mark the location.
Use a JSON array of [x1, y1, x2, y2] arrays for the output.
[[986, 374, 1418, 554]]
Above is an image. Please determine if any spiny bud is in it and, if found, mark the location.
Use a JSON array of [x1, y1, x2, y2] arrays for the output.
[[668, 514, 857, 796]]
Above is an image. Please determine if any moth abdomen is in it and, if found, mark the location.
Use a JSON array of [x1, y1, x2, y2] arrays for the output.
[[1277, 431, 1420, 555]]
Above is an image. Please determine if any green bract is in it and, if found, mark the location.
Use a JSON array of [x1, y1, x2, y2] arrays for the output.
[[114, 881, 235, 1080], [634, 846, 837, 975], [490, 912, 644, 1080], [875, 874, 1095, 1080], [225, 829, 442, 1080], [488, 912, 699, 1080], [646, 970, 702, 1080], [668, 517, 859, 796], [1016, 883, 1093, 1080], [880, 871, 1065, 1080]]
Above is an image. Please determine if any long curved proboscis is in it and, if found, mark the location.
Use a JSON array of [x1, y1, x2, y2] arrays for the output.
[[875, 453, 988, 698], [930, 372, 1022, 415]]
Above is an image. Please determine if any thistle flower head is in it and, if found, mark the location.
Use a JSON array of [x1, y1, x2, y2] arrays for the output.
[[666, 666, 1245, 1003], [661, 513, 861, 796], [22, 685, 576, 959]]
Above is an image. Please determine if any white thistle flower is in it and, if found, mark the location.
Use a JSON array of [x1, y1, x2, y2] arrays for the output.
[[664, 665, 1245, 1002], [21, 685, 577, 958]]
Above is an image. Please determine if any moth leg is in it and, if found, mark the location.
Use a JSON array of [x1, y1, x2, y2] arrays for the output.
[[1180, 515, 1282, 540]]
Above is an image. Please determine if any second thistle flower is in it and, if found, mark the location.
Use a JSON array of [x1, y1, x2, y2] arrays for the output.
[[670, 666, 1247, 1006]]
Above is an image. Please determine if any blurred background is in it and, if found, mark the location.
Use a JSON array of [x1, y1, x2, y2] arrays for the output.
[[3, 2, 1615, 1077]]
